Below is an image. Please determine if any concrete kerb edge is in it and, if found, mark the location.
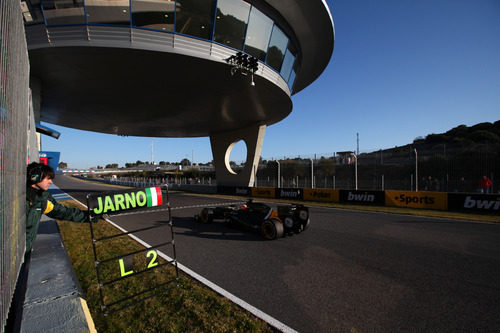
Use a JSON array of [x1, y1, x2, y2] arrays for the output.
[[79, 298, 97, 333]]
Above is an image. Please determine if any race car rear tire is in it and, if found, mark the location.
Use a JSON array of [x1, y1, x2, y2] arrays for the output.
[[284, 217, 295, 229], [199, 208, 213, 224], [261, 219, 284, 240]]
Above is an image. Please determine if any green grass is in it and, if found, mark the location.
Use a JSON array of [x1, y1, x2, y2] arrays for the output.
[[57, 201, 275, 333]]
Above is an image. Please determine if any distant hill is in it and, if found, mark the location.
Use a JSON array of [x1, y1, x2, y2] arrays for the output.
[[353, 121, 499, 191], [416, 120, 500, 148], [368, 121, 500, 160]]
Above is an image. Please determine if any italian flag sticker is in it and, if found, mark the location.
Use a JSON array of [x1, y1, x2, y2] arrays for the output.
[[146, 187, 163, 207]]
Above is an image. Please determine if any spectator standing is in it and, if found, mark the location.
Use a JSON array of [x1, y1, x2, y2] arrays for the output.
[[478, 175, 492, 194], [457, 176, 466, 193]]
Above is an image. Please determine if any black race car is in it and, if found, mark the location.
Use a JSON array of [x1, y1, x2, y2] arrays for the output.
[[195, 200, 310, 240]]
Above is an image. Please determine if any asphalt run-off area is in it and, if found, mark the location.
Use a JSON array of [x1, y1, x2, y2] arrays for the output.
[[54, 175, 500, 333]]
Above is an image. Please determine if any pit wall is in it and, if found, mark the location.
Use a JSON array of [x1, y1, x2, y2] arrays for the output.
[[0, 1, 32, 330], [217, 187, 500, 214]]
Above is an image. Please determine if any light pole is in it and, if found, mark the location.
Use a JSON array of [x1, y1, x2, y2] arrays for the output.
[[353, 152, 358, 190], [414, 149, 418, 191], [151, 138, 154, 165], [276, 160, 280, 188], [310, 158, 314, 188]]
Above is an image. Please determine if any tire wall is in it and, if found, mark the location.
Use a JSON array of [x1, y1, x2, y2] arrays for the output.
[[0, 1, 31, 330]]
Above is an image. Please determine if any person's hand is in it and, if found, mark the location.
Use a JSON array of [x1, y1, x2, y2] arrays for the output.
[[89, 214, 101, 223]]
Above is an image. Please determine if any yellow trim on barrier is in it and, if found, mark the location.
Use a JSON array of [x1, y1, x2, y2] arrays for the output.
[[251, 187, 275, 198], [79, 298, 97, 333], [385, 190, 448, 210], [303, 189, 339, 202]]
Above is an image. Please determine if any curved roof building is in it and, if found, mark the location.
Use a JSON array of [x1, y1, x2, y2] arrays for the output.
[[22, 0, 334, 186]]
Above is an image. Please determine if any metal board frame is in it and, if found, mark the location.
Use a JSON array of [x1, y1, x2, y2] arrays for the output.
[[86, 185, 179, 315]]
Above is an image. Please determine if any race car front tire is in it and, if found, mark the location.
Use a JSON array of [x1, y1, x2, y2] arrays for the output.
[[302, 218, 310, 231], [298, 209, 309, 221], [294, 218, 310, 234], [261, 219, 284, 240]]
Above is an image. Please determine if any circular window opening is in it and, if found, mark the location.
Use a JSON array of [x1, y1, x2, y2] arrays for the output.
[[224, 140, 248, 175]]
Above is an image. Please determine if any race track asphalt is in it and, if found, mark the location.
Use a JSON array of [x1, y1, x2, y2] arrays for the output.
[[54, 175, 500, 333]]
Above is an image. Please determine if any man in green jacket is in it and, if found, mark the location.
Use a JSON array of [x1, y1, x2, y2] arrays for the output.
[[7, 163, 93, 331], [26, 162, 91, 252]]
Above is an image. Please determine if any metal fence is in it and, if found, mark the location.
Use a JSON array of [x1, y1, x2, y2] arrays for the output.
[[0, 2, 32, 331], [94, 144, 498, 195], [255, 146, 498, 193]]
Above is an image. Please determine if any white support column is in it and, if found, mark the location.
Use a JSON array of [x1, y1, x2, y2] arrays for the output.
[[210, 124, 266, 187]]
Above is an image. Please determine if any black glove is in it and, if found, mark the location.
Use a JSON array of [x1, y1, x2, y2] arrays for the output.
[[89, 214, 101, 223]]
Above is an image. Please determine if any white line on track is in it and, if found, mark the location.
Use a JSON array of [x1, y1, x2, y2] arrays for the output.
[[55, 184, 299, 333]]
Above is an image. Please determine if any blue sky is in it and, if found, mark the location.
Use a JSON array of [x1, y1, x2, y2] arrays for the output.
[[41, 0, 500, 169]]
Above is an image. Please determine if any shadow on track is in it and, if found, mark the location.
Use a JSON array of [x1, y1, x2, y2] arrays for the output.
[[170, 217, 263, 242]]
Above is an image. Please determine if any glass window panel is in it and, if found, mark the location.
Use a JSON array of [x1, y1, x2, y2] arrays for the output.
[[23, 0, 45, 24], [280, 48, 295, 82], [244, 7, 272, 61], [86, 0, 131, 25], [292, 54, 300, 73], [287, 69, 296, 91], [132, 0, 175, 31], [265, 25, 288, 71], [213, 0, 250, 50], [287, 43, 299, 91], [175, 0, 216, 40], [41, 0, 86, 25]]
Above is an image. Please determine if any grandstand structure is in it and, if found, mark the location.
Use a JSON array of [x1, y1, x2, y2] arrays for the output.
[[22, 0, 334, 186]]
